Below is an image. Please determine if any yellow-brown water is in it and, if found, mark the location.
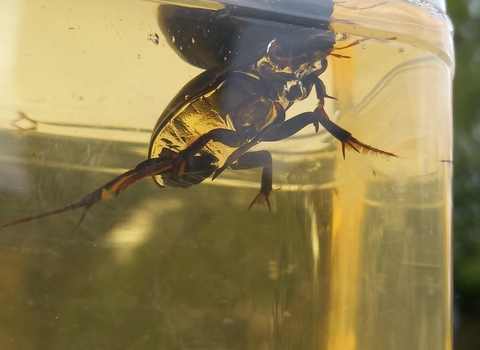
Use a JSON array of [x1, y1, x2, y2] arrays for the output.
[[0, 0, 453, 349]]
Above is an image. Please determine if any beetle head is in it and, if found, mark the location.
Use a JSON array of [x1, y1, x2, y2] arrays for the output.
[[263, 29, 335, 74]]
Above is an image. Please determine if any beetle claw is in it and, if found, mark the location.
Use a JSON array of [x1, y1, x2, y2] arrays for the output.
[[248, 191, 271, 211], [76, 206, 91, 228]]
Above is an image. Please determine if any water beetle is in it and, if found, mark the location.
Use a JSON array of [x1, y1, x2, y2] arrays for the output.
[[4, 1, 395, 228]]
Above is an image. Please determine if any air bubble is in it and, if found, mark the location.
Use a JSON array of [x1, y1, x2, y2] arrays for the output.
[[147, 33, 160, 45]]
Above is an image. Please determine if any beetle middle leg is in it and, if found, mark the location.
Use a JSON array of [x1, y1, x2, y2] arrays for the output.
[[230, 150, 273, 210]]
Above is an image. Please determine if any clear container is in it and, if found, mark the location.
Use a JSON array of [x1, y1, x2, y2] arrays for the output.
[[0, 0, 453, 349]]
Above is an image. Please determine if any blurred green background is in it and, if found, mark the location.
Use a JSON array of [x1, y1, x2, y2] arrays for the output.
[[447, 0, 480, 348]]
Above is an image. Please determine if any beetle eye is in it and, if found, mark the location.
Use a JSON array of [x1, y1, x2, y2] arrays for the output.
[[267, 40, 288, 63]]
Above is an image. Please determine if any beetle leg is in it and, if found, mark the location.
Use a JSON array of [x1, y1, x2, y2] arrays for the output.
[[230, 151, 273, 210], [311, 77, 396, 158], [212, 102, 285, 209], [3, 157, 175, 228], [312, 106, 396, 158], [114, 151, 219, 192], [261, 112, 314, 141], [213, 102, 286, 179], [264, 108, 395, 158], [168, 128, 244, 179], [262, 107, 396, 159], [261, 77, 395, 158]]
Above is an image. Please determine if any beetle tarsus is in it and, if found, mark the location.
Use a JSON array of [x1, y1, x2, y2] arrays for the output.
[[2, 193, 99, 228], [341, 136, 396, 159]]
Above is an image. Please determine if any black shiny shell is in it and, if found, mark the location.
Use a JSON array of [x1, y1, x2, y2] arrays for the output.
[[157, 0, 334, 70]]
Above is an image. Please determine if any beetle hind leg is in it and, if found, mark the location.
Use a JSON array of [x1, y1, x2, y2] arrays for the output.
[[2, 167, 147, 228], [2, 157, 175, 228]]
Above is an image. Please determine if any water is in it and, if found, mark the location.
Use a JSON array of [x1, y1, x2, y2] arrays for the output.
[[0, 0, 453, 349]]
